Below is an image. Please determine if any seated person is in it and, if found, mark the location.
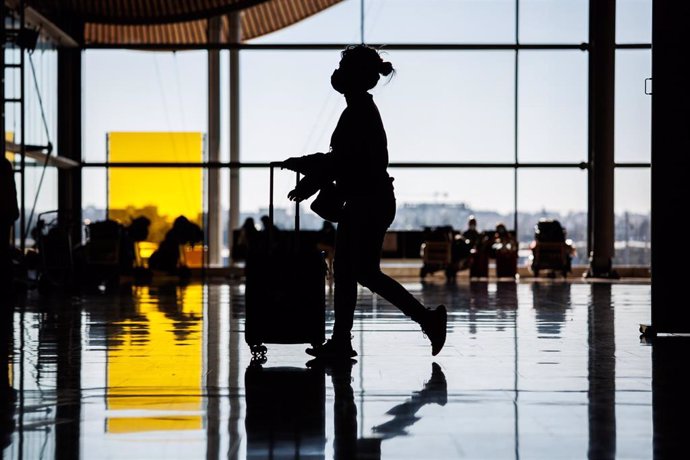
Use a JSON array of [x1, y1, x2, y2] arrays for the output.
[[492, 223, 518, 277], [462, 215, 480, 248], [234, 217, 259, 260], [120, 216, 151, 274], [491, 222, 517, 256], [258, 215, 281, 251], [148, 216, 203, 276], [452, 216, 480, 268]]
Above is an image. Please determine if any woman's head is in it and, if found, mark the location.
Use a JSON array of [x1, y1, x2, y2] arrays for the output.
[[331, 45, 394, 94]]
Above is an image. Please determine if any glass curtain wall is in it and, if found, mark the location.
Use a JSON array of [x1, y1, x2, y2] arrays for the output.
[[80, 0, 652, 267]]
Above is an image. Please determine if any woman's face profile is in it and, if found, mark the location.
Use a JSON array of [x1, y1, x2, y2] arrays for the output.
[[330, 60, 348, 94], [332, 54, 364, 92]]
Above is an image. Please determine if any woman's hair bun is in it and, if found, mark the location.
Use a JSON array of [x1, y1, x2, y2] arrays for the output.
[[379, 61, 394, 76]]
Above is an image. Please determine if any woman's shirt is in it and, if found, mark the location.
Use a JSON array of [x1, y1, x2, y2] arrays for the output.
[[295, 92, 394, 202], [330, 92, 393, 199]]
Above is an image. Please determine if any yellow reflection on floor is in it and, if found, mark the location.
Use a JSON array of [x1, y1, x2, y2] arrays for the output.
[[108, 416, 202, 434], [106, 285, 203, 433]]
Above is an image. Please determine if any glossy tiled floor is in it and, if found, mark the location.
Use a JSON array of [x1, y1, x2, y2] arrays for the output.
[[1, 277, 685, 459]]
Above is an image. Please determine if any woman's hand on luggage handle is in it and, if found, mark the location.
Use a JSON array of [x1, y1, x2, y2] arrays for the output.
[[287, 187, 309, 202], [281, 157, 302, 172]]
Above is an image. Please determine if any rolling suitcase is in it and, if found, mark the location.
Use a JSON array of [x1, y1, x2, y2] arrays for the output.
[[244, 163, 327, 359]]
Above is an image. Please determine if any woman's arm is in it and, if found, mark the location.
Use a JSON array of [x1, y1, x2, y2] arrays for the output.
[[282, 151, 336, 178]]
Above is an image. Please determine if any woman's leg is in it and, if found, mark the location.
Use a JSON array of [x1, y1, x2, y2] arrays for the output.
[[312, 198, 447, 356], [349, 200, 428, 322], [307, 214, 359, 357], [350, 205, 447, 355], [332, 215, 359, 342]]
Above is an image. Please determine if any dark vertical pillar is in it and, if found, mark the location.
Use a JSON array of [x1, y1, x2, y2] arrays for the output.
[[652, 338, 690, 458], [587, 283, 616, 460], [649, 1, 690, 332], [587, 0, 618, 278], [57, 46, 82, 244]]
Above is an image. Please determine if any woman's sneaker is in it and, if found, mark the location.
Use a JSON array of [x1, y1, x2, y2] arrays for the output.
[[421, 305, 447, 356], [306, 339, 358, 359]]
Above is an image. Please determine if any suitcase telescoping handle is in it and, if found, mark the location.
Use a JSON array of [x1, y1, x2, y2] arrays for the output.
[[268, 161, 300, 248]]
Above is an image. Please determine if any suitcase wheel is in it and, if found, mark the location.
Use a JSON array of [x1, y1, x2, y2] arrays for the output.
[[250, 344, 267, 358], [250, 354, 267, 365], [249, 344, 267, 365]]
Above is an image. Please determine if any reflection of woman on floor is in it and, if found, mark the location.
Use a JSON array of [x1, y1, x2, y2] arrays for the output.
[[370, 362, 447, 438], [308, 360, 447, 459], [282, 45, 447, 358]]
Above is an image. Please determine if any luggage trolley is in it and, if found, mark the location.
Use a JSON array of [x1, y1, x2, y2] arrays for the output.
[[419, 226, 455, 280], [528, 218, 575, 278], [419, 226, 472, 282]]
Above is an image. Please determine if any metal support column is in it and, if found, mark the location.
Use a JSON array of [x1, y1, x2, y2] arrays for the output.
[[207, 17, 222, 266], [228, 12, 241, 265], [57, 43, 82, 244], [586, 0, 617, 278]]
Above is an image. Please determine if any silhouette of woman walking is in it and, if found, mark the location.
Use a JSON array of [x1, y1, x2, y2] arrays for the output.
[[282, 45, 447, 358]]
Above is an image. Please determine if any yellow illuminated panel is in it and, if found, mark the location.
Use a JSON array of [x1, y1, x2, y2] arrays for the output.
[[106, 285, 204, 433], [107, 132, 204, 244]]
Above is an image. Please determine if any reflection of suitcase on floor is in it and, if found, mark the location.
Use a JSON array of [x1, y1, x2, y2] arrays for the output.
[[245, 365, 326, 459], [244, 164, 326, 357]]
